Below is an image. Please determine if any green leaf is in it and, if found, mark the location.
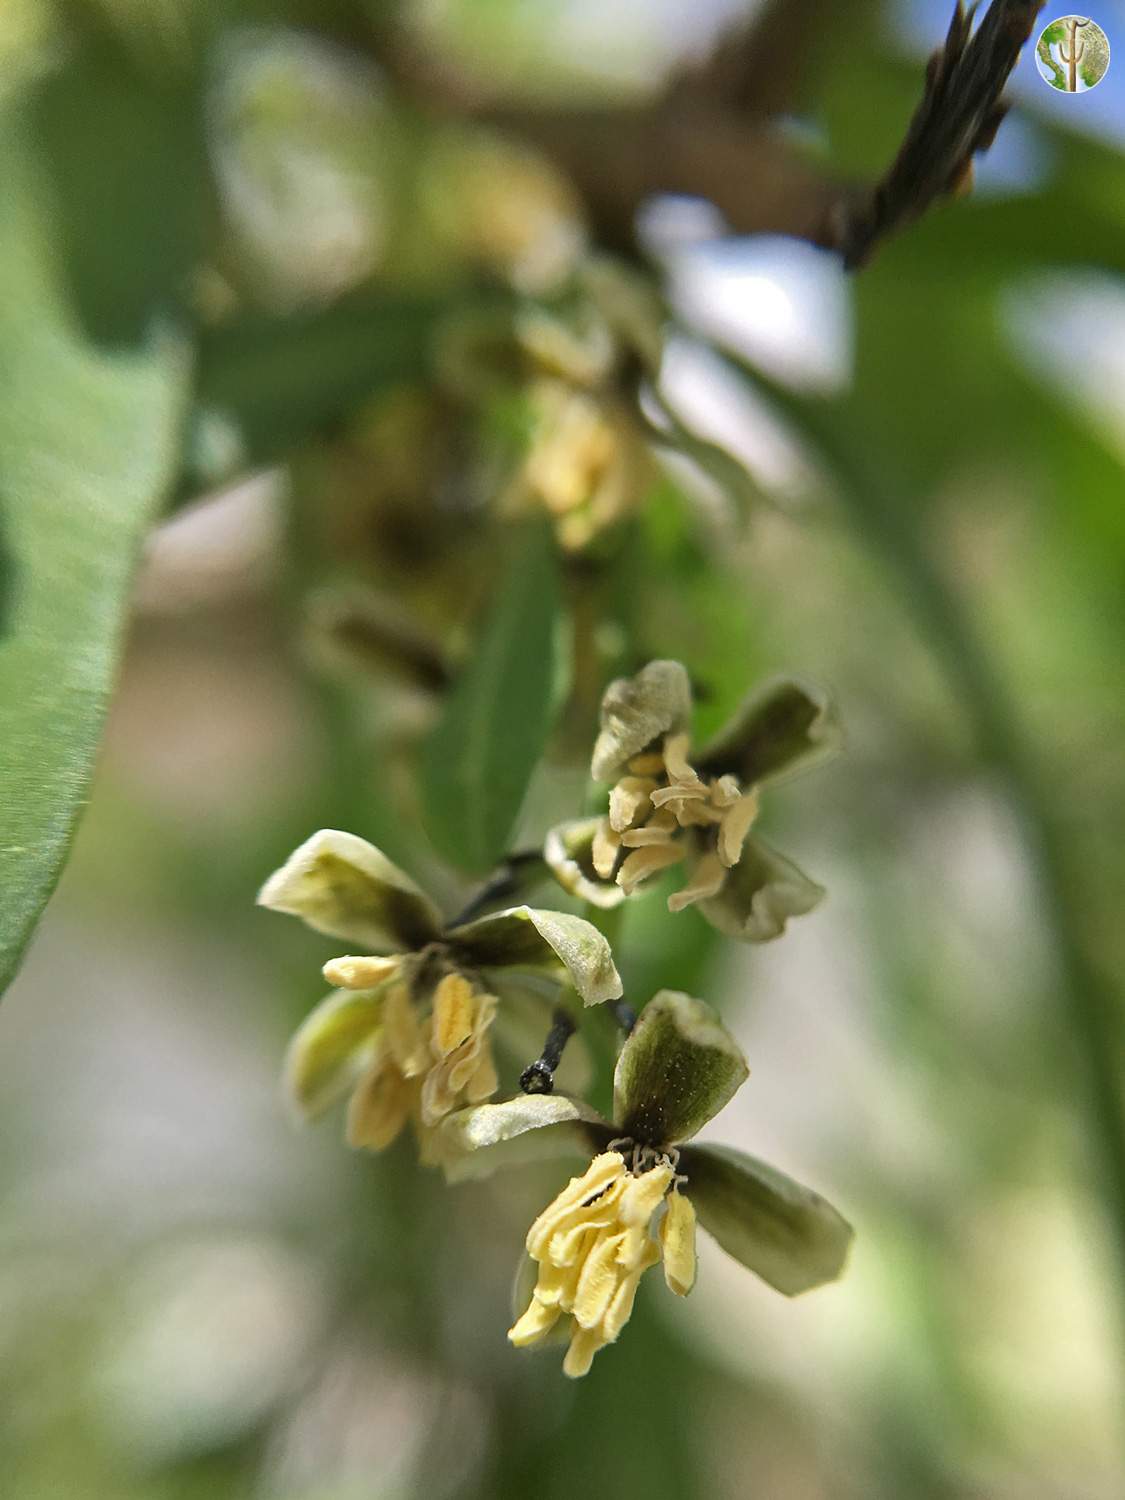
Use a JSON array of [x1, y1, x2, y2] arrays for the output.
[[188, 293, 452, 485], [0, 124, 190, 996], [27, 25, 207, 345], [680, 1142, 854, 1297], [422, 522, 562, 872], [612, 991, 748, 1146]]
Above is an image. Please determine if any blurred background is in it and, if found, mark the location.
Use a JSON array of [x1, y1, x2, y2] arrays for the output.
[[2, 1, 1125, 1496]]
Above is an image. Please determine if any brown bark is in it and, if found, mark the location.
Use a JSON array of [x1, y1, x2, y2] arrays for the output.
[[375, 1, 1045, 272]]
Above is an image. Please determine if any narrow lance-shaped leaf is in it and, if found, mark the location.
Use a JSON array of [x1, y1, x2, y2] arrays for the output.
[[187, 294, 451, 488], [422, 522, 563, 872], [0, 126, 190, 996], [28, 26, 207, 346]]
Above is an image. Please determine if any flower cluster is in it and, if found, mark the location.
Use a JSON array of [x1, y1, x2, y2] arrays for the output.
[[260, 659, 852, 1378], [260, 829, 619, 1163], [499, 303, 653, 553], [547, 659, 842, 940], [442, 991, 853, 1377]]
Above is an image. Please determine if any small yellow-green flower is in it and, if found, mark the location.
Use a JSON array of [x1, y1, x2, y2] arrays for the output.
[[500, 305, 652, 553], [440, 992, 854, 1377], [258, 829, 622, 1162], [547, 660, 842, 941]]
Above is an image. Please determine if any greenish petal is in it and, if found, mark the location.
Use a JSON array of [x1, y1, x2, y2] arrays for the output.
[[699, 835, 825, 943], [680, 1143, 854, 1296], [696, 677, 842, 788], [543, 819, 625, 909], [449, 905, 623, 1006], [613, 991, 748, 1146], [439, 1095, 611, 1183], [284, 987, 384, 1118], [590, 659, 692, 782], [257, 829, 443, 950]]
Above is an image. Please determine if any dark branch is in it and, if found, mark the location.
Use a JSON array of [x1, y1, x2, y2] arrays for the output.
[[410, 2, 1040, 269], [836, 1, 1045, 268], [368, 2, 1041, 269], [307, 589, 452, 693], [664, 0, 833, 122]]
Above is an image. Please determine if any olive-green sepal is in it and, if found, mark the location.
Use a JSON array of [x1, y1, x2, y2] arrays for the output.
[[612, 990, 749, 1146], [680, 1142, 854, 1296]]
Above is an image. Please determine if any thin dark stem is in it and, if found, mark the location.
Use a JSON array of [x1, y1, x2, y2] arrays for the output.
[[446, 851, 547, 929], [612, 1000, 637, 1036], [520, 1007, 577, 1095]]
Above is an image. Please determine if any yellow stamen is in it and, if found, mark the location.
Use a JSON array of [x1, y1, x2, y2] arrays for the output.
[[509, 1297, 562, 1347], [603, 1240, 661, 1341], [562, 1326, 606, 1379], [618, 809, 678, 848], [717, 789, 760, 867], [661, 732, 703, 787], [650, 781, 709, 810], [608, 776, 658, 833], [431, 972, 476, 1056], [420, 989, 498, 1127], [591, 819, 622, 879], [510, 1152, 681, 1378], [346, 1058, 414, 1151], [675, 796, 724, 827], [465, 1047, 498, 1103], [526, 1154, 626, 1257], [660, 1191, 697, 1296], [322, 955, 401, 989], [617, 842, 685, 895], [573, 1231, 627, 1329], [626, 751, 666, 776], [711, 774, 742, 809], [620, 1162, 675, 1223], [667, 852, 727, 912], [383, 981, 430, 1077]]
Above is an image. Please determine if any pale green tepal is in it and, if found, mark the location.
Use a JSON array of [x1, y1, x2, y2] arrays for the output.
[[440, 991, 854, 1377], [546, 660, 842, 941], [258, 830, 622, 1162]]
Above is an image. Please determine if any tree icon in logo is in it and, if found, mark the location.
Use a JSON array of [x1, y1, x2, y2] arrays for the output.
[[1036, 16, 1111, 91]]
